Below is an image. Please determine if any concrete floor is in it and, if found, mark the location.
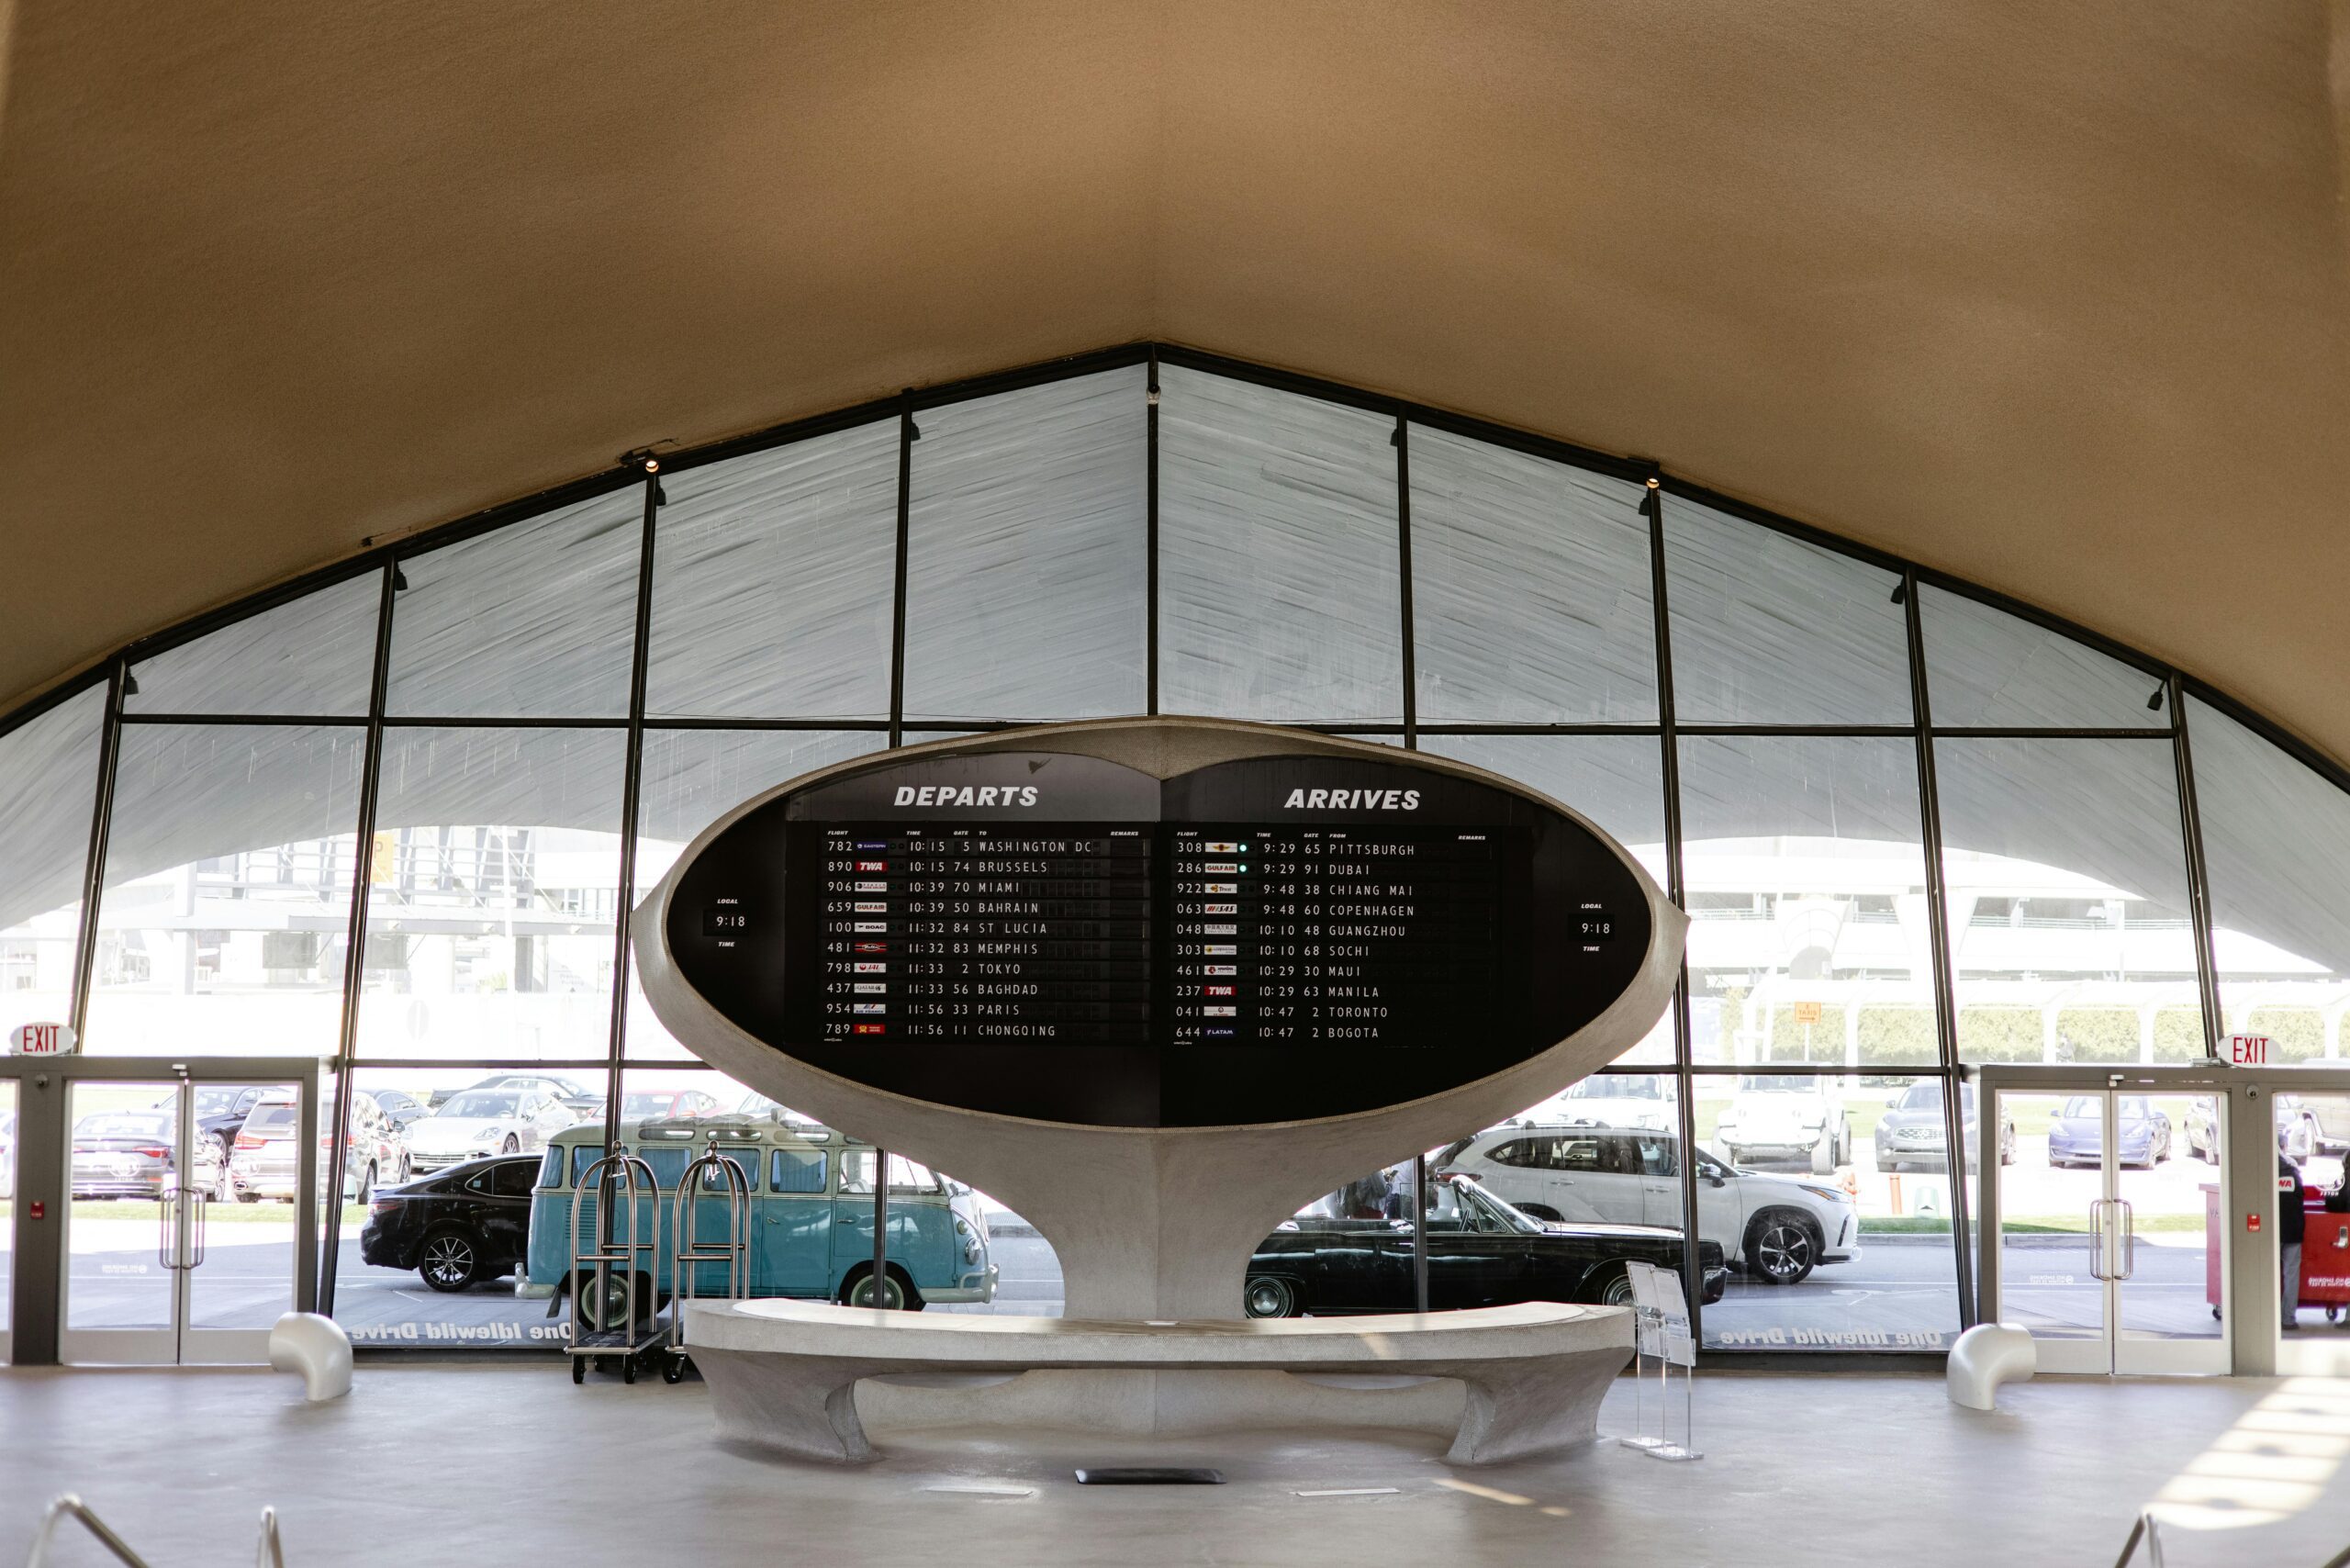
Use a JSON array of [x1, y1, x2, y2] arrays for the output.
[[3, 1365, 2347, 1567]]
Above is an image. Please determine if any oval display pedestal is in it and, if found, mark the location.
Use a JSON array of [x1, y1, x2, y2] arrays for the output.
[[635, 716, 1684, 1321]]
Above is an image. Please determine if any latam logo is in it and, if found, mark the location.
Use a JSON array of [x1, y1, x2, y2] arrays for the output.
[[893, 785, 1041, 807], [1281, 788, 1421, 811]]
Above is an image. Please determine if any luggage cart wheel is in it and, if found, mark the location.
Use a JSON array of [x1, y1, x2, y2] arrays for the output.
[[622, 1354, 637, 1385], [571, 1357, 586, 1384], [663, 1355, 688, 1385], [2331, 1306, 2342, 1324]]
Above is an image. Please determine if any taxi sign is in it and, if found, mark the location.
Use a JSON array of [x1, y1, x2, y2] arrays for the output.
[[8, 1022, 76, 1056]]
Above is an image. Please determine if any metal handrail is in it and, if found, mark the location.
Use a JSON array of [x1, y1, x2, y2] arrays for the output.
[[2111, 1510, 2165, 1568], [26, 1495, 289, 1567]]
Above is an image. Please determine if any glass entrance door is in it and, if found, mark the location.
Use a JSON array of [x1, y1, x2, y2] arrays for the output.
[[1993, 1086, 2226, 1375], [58, 1068, 308, 1365]]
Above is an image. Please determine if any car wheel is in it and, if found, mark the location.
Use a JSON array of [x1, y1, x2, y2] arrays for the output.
[[501, 1134, 520, 1155], [576, 1271, 651, 1331], [2000, 1126, 2016, 1166], [1244, 1275, 1302, 1317], [839, 1268, 923, 1312], [234, 1182, 261, 1204], [352, 1162, 375, 1209], [1744, 1213, 1820, 1286], [420, 1227, 482, 1293], [209, 1162, 232, 1203], [397, 1155, 411, 1184], [1589, 1265, 1637, 1308]]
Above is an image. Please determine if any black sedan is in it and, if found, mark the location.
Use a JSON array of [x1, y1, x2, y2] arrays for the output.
[[359, 1154, 538, 1292], [1243, 1173, 1726, 1317]]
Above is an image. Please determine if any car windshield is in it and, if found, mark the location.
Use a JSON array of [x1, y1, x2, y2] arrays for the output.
[[2059, 1097, 2100, 1118], [189, 1089, 247, 1115], [1896, 1083, 1942, 1111], [441, 1092, 520, 1118], [78, 1113, 167, 1139], [1441, 1179, 1545, 1235], [1739, 1075, 1814, 1094], [1568, 1077, 1659, 1100], [243, 1104, 297, 1136]]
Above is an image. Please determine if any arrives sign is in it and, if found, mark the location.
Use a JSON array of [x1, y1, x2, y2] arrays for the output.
[[7, 1022, 76, 1056]]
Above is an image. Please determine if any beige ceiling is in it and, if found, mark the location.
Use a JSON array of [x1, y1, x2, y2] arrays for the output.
[[1, 2, 2344, 756]]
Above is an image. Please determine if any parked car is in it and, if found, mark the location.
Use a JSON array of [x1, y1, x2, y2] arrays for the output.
[[154, 1084, 276, 1165], [229, 1090, 408, 1204], [1241, 1171, 1727, 1317], [370, 1089, 430, 1135], [361, 1154, 539, 1292], [1516, 1073, 1675, 1132], [1440, 1123, 1860, 1285], [70, 1110, 228, 1200], [2047, 1095, 2171, 1169], [1712, 1074, 1851, 1171], [1874, 1080, 2014, 1170], [2281, 1093, 2350, 1157], [523, 1116, 995, 1326], [619, 1089, 723, 1121], [442, 1073, 601, 1117], [406, 1088, 574, 1174], [2186, 1098, 2314, 1163]]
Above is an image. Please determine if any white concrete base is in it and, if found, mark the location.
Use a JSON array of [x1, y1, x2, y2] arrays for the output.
[[267, 1312, 352, 1402], [688, 1298, 1631, 1467], [1946, 1322, 2036, 1411]]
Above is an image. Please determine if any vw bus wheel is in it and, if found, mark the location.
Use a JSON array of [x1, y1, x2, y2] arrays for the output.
[[841, 1269, 921, 1311]]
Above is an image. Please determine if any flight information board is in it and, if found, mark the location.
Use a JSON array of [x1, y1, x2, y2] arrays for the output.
[[668, 748, 1648, 1126]]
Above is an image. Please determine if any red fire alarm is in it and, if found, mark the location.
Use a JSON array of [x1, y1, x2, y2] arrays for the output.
[[27, 1200, 42, 1220], [2249, 1213, 2263, 1233]]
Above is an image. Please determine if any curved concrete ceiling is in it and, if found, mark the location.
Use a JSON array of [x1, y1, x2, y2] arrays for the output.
[[1, 3, 2344, 754]]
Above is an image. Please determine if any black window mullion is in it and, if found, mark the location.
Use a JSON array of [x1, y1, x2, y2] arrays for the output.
[[1147, 350, 1160, 718], [601, 465, 663, 1151], [1901, 566, 1977, 1327], [2171, 675, 2226, 1060]]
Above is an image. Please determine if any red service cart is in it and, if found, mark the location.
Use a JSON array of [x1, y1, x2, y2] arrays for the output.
[[2219, 1181, 2350, 1324]]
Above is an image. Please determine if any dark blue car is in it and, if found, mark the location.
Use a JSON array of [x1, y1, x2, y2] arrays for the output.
[[2047, 1095, 2172, 1169]]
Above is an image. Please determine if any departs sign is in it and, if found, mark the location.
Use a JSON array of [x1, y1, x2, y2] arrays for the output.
[[8, 1022, 77, 1056], [2231, 1034, 2270, 1067]]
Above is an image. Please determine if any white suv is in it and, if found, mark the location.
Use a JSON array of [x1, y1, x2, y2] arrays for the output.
[[1441, 1124, 1861, 1286], [1516, 1073, 1676, 1132], [1712, 1074, 1852, 1173]]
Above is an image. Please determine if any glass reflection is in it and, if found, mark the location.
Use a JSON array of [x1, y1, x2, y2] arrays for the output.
[[0, 688, 106, 1048], [355, 728, 626, 1061], [86, 725, 364, 1056]]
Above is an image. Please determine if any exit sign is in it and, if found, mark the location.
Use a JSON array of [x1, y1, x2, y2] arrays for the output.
[[8, 1022, 76, 1056], [2231, 1034, 2270, 1066]]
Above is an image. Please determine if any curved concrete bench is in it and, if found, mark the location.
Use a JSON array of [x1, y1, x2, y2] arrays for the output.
[[685, 1298, 1632, 1467]]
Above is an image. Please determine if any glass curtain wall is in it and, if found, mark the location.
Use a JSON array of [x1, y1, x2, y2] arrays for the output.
[[18, 345, 2333, 1355]]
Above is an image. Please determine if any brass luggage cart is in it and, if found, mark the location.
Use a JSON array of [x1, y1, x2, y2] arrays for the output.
[[663, 1131, 753, 1383], [567, 1147, 664, 1384]]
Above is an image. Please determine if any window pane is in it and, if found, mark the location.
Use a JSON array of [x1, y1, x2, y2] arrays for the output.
[[1934, 737, 2204, 1064], [1416, 734, 1675, 1069], [625, 728, 885, 1061], [1919, 585, 2158, 728], [645, 422, 899, 720], [1158, 365, 1401, 722], [87, 725, 364, 1055], [903, 367, 1147, 722], [128, 573, 382, 717], [1679, 737, 1937, 1067], [333, 1064, 604, 1350], [386, 490, 642, 718], [0, 688, 106, 1046], [1662, 498, 1910, 723], [1693, 1071, 1963, 1351], [356, 728, 626, 1060], [2188, 698, 2350, 1063], [1408, 427, 1655, 722]]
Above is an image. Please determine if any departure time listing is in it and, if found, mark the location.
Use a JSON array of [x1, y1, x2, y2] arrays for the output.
[[813, 825, 1153, 1046]]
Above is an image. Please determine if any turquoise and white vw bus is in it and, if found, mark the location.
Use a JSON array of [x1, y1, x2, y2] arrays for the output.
[[520, 1113, 996, 1318]]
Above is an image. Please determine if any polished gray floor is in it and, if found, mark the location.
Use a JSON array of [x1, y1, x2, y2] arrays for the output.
[[3, 1363, 2347, 1567]]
